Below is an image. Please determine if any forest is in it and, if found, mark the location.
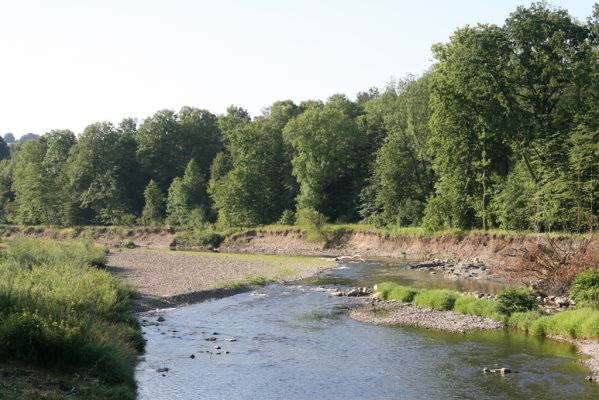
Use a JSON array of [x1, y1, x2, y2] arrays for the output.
[[1, 3, 597, 233]]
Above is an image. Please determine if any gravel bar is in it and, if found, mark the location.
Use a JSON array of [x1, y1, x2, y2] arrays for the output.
[[349, 301, 504, 333]]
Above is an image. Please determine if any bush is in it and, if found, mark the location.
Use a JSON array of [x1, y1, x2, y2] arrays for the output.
[[453, 295, 502, 319], [413, 289, 457, 311], [570, 268, 599, 304], [296, 208, 328, 242], [277, 210, 296, 225], [496, 287, 536, 316], [175, 225, 224, 249]]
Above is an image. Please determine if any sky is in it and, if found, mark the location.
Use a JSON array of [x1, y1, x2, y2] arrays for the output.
[[0, 0, 595, 137]]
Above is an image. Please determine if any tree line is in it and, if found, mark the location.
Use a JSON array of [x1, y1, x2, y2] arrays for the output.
[[1, 3, 597, 232]]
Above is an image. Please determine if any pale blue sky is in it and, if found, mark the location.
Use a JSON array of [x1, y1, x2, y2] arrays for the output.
[[0, 0, 595, 136]]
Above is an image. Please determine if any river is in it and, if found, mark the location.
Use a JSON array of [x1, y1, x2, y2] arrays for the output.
[[136, 262, 599, 399]]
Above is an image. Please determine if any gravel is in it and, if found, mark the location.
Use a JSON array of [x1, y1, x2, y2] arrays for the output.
[[349, 301, 504, 333], [106, 249, 333, 311]]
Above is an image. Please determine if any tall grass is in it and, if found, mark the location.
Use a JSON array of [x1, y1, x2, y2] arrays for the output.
[[413, 289, 457, 311], [0, 238, 141, 399]]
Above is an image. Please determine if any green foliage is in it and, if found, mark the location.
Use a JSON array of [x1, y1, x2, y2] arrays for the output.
[[508, 310, 545, 332], [166, 159, 208, 227], [277, 210, 296, 225], [283, 102, 367, 221], [570, 268, 599, 304], [0, 239, 140, 395], [175, 225, 224, 249], [2, 237, 108, 269], [0, 3, 595, 233], [296, 208, 328, 242], [68, 121, 141, 225], [210, 110, 296, 228], [142, 179, 165, 225], [527, 308, 599, 339], [453, 295, 503, 320], [360, 75, 434, 226], [12, 131, 76, 225], [380, 284, 418, 303], [496, 287, 536, 316], [413, 288, 457, 311]]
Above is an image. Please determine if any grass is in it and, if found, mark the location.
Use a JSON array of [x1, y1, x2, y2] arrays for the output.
[[225, 275, 275, 290], [373, 282, 599, 339], [413, 288, 458, 311], [0, 238, 142, 400], [453, 295, 504, 320]]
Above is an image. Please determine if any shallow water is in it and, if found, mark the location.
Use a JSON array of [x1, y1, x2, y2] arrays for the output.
[[136, 262, 599, 399]]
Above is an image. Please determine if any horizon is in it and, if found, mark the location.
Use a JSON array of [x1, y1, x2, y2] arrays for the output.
[[1, 0, 595, 138]]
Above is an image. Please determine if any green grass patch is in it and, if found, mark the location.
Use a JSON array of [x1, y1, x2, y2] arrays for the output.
[[453, 295, 504, 320], [375, 282, 418, 302], [413, 288, 458, 311], [0, 238, 141, 399]]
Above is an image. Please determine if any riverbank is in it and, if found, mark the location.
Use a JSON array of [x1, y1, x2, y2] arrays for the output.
[[0, 239, 143, 400], [4, 224, 597, 295], [106, 249, 336, 311], [348, 284, 599, 382]]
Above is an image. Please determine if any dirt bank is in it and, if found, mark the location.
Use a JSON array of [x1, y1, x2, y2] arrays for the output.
[[225, 229, 598, 290]]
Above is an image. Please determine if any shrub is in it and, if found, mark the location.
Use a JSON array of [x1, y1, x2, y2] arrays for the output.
[[570, 268, 599, 304], [175, 225, 224, 249], [413, 289, 457, 311], [496, 287, 536, 316], [296, 208, 328, 242], [277, 210, 296, 225]]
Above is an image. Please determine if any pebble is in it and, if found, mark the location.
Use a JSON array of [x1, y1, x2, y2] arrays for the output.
[[157, 316, 166, 322]]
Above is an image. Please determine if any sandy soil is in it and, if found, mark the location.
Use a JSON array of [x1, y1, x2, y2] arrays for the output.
[[106, 249, 334, 311]]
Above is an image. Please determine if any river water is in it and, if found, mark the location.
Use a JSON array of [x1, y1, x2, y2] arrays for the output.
[[136, 262, 599, 399]]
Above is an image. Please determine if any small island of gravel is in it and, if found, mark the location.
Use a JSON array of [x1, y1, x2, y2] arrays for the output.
[[349, 301, 504, 333]]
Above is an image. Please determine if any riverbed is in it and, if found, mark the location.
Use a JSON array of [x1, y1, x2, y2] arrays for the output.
[[136, 262, 599, 399]]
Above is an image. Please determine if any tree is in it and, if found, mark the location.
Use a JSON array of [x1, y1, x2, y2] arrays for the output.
[[283, 102, 368, 221], [11, 130, 76, 225], [427, 24, 512, 230], [3, 133, 15, 144], [68, 122, 140, 224], [142, 180, 165, 225], [359, 75, 435, 226], [0, 137, 10, 161], [209, 116, 294, 227], [135, 110, 182, 190], [166, 159, 207, 226]]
